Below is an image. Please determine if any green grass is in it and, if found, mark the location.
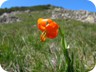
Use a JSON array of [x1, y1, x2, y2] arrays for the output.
[[0, 10, 96, 72]]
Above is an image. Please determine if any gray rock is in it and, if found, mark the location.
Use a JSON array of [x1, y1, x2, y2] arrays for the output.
[[0, 12, 21, 24], [51, 8, 96, 23]]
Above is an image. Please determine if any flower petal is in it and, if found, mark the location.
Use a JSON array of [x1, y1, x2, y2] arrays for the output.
[[46, 21, 59, 32], [37, 18, 46, 31], [46, 29, 58, 39]]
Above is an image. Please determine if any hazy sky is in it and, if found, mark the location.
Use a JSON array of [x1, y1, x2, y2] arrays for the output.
[[1, 0, 96, 12]]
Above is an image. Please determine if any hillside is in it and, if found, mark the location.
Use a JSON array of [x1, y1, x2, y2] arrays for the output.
[[0, 5, 96, 72], [0, 5, 96, 24]]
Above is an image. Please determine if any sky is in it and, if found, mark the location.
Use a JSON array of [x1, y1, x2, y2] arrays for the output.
[[1, 0, 96, 12]]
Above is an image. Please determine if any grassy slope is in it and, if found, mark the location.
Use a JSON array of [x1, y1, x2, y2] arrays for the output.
[[0, 10, 96, 72]]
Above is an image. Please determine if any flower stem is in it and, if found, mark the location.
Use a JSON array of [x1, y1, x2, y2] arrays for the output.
[[59, 28, 73, 72]]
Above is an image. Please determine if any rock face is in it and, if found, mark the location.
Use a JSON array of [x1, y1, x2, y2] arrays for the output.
[[0, 8, 96, 24], [0, 10, 31, 24], [0, 13, 20, 24], [51, 8, 96, 23]]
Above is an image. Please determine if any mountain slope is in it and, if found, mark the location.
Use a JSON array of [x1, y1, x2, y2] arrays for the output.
[[0, 5, 96, 72], [0, 5, 96, 24]]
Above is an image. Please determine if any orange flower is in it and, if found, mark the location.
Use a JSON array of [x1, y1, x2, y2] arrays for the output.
[[37, 18, 59, 42]]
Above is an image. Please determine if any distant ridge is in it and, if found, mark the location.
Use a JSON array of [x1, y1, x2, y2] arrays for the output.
[[0, 5, 96, 24], [0, 4, 53, 15]]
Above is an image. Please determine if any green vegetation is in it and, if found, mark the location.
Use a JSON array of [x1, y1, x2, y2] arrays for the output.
[[0, 9, 96, 72], [0, 4, 54, 15]]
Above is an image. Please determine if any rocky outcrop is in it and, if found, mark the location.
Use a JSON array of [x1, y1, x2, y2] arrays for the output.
[[0, 13, 20, 24], [0, 10, 31, 24], [51, 8, 96, 23], [0, 8, 96, 24]]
